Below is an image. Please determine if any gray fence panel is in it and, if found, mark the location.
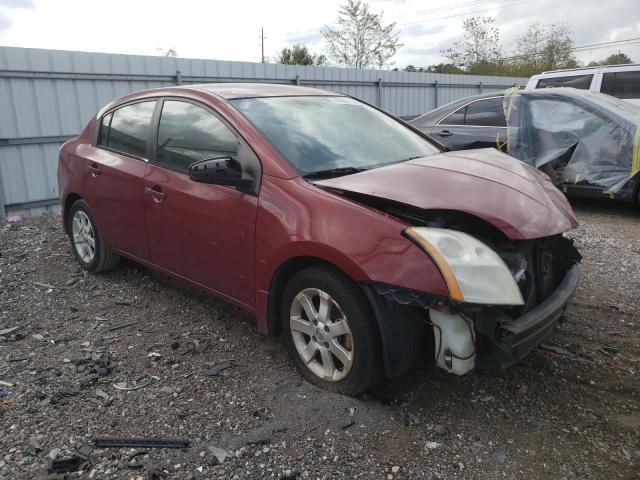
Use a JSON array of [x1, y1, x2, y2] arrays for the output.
[[0, 46, 527, 219]]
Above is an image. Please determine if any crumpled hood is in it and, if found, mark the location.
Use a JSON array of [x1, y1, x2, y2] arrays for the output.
[[312, 148, 579, 240]]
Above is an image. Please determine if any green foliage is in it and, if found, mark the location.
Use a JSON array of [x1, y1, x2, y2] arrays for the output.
[[321, 0, 402, 69], [277, 44, 326, 66], [588, 52, 633, 66], [441, 17, 501, 71]]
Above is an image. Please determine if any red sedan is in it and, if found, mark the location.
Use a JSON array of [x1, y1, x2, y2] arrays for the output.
[[58, 84, 581, 395]]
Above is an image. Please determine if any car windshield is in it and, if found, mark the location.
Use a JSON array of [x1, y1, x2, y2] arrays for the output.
[[231, 96, 440, 175]]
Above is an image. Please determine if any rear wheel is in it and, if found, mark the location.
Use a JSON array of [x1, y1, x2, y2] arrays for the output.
[[281, 266, 382, 396], [67, 199, 120, 273]]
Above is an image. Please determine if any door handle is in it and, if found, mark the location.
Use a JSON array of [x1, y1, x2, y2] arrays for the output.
[[144, 186, 166, 203], [436, 130, 452, 137], [87, 163, 101, 176]]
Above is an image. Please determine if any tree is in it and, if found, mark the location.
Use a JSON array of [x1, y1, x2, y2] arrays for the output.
[[509, 22, 577, 76], [441, 17, 502, 74], [321, 0, 402, 69], [163, 48, 178, 58], [588, 52, 633, 66], [276, 44, 326, 66]]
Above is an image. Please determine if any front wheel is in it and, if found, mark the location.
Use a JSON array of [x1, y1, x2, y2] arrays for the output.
[[67, 199, 120, 273], [281, 266, 382, 396]]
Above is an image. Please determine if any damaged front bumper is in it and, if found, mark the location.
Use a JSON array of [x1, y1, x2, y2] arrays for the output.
[[362, 263, 580, 378], [475, 264, 579, 369]]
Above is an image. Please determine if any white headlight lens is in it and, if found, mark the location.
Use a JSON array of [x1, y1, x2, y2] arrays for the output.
[[405, 227, 524, 305]]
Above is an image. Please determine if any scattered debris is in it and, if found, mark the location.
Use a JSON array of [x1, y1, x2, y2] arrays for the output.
[[0, 326, 21, 337], [425, 442, 441, 450], [33, 281, 56, 289], [406, 413, 421, 426], [203, 360, 237, 376], [0, 380, 14, 387], [70, 350, 113, 376], [93, 388, 113, 406], [600, 346, 620, 356], [207, 446, 229, 464], [51, 380, 80, 405], [93, 437, 191, 449], [434, 424, 447, 436], [494, 446, 507, 463], [48, 444, 93, 474], [113, 374, 152, 391], [145, 467, 168, 479], [0, 388, 10, 398]]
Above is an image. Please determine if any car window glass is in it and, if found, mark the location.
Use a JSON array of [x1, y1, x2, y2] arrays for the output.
[[107, 101, 156, 157], [99, 112, 112, 146], [156, 101, 239, 173], [440, 106, 466, 125], [601, 71, 640, 99], [536, 74, 593, 89], [464, 97, 506, 127]]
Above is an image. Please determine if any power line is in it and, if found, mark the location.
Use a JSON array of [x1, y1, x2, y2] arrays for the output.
[[286, 0, 538, 42], [500, 37, 640, 62]]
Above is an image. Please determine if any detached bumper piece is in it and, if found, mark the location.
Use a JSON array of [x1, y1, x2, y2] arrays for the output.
[[476, 265, 579, 368]]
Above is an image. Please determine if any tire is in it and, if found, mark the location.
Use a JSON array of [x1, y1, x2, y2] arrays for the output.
[[66, 199, 120, 273], [281, 266, 382, 396]]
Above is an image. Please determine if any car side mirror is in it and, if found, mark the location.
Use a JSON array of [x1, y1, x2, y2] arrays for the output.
[[188, 157, 253, 190]]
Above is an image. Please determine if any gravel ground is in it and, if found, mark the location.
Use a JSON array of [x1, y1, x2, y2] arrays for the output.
[[0, 199, 639, 480]]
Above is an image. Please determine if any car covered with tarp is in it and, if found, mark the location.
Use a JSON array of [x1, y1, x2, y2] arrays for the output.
[[503, 87, 640, 203]]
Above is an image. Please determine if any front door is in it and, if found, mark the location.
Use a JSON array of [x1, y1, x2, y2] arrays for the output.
[[143, 99, 259, 308]]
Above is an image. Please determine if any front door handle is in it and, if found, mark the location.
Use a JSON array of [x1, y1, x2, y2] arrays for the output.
[[436, 130, 452, 137], [144, 186, 166, 203], [87, 163, 101, 177]]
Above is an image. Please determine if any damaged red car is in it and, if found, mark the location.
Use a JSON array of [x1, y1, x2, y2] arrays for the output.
[[58, 84, 581, 396]]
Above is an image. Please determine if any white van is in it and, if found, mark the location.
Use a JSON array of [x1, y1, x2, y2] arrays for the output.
[[526, 64, 640, 106]]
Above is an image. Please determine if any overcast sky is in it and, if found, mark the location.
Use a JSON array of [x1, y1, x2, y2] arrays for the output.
[[0, 0, 638, 68]]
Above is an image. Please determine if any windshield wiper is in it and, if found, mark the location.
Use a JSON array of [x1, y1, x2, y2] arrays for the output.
[[303, 167, 366, 179]]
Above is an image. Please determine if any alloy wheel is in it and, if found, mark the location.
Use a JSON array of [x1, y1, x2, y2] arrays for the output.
[[71, 210, 96, 264], [289, 288, 354, 382]]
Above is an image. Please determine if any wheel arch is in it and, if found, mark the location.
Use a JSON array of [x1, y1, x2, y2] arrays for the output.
[[62, 192, 83, 234], [265, 255, 363, 336]]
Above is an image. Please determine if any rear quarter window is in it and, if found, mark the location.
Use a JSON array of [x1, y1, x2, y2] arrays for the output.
[[102, 101, 156, 158], [601, 71, 640, 99]]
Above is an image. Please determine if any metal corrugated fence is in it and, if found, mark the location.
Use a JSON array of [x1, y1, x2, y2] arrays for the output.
[[0, 46, 527, 219]]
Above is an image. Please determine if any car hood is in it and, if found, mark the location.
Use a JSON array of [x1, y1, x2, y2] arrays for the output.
[[312, 148, 579, 240]]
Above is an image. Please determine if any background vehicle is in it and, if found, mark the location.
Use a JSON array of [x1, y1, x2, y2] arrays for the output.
[[410, 88, 640, 206], [526, 64, 640, 106], [409, 93, 507, 151], [58, 84, 580, 396]]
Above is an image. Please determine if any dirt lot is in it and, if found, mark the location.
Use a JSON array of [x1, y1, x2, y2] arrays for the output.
[[0, 199, 639, 480]]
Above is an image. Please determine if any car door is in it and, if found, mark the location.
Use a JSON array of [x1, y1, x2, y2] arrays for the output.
[[431, 96, 507, 151], [143, 98, 260, 308], [85, 100, 156, 259]]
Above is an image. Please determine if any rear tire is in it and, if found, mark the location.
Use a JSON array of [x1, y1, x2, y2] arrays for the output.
[[281, 266, 382, 396], [67, 199, 120, 273]]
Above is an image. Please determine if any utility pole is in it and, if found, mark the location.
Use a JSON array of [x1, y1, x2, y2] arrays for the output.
[[259, 28, 266, 63]]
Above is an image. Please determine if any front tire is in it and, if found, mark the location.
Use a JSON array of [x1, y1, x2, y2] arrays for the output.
[[281, 266, 382, 396], [67, 199, 120, 273]]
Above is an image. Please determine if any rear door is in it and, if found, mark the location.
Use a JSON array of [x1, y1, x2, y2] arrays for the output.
[[143, 98, 260, 308], [600, 70, 640, 106], [431, 96, 507, 150], [84, 100, 156, 259]]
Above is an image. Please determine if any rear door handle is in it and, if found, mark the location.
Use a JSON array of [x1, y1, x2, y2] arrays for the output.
[[436, 130, 452, 137], [144, 186, 166, 203], [87, 163, 101, 176]]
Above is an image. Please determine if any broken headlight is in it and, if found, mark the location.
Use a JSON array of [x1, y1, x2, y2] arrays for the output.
[[404, 227, 524, 306]]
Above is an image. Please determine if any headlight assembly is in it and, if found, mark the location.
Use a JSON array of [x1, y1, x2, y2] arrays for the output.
[[404, 227, 524, 306]]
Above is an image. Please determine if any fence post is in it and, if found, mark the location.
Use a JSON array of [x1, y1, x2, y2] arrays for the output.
[[377, 78, 383, 108], [434, 80, 439, 108], [479, 81, 483, 94], [176, 70, 182, 85], [295, 75, 300, 86], [0, 169, 6, 222]]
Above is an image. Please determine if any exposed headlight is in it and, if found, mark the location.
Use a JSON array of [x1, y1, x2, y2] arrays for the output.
[[404, 227, 524, 305]]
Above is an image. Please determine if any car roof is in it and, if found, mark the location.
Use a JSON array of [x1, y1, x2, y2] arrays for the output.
[[534, 64, 640, 76], [186, 82, 339, 99]]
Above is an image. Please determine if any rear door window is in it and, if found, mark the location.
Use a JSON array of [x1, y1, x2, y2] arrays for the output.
[[155, 100, 239, 173], [536, 74, 593, 90], [105, 101, 156, 157], [439, 106, 466, 125], [464, 97, 506, 127], [601, 71, 640, 99]]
